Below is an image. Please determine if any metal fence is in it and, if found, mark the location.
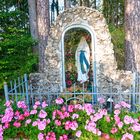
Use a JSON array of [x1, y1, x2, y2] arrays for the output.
[[4, 73, 140, 112], [4, 74, 29, 110]]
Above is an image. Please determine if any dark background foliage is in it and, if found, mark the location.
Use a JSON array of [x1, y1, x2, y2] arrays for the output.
[[0, 0, 38, 93]]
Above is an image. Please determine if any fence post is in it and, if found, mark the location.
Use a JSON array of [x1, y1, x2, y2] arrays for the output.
[[132, 72, 136, 112], [24, 74, 29, 110], [93, 60, 97, 104], [4, 82, 9, 101]]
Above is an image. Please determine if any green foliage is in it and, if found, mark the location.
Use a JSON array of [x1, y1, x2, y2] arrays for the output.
[[0, 97, 6, 114], [0, 0, 38, 93], [102, 0, 125, 70], [0, 29, 38, 91], [109, 24, 125, 69], [103, 0, 124, 27]]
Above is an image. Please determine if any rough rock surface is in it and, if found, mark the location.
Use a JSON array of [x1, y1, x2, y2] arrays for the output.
[[30, 7, 132, 93]]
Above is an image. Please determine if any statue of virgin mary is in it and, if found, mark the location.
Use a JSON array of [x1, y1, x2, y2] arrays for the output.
[[75, 36, 90, 83]]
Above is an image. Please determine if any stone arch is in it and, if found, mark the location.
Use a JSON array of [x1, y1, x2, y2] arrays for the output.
[[43, 7, 132, 93]]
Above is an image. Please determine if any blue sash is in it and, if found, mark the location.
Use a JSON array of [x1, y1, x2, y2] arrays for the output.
[[79, 50, 90, 74]]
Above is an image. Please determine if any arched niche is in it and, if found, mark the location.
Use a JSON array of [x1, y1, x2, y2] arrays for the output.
[[61, 24, 96, 92]]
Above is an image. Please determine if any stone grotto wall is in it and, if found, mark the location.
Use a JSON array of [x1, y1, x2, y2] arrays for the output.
[[30, 6, 132, 93]]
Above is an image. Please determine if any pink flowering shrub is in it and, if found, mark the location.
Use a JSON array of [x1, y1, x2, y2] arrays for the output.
[[0, 98, 140, 140]]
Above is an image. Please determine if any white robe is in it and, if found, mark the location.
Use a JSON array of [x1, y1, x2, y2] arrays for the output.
[[75, 37, 90, 83]]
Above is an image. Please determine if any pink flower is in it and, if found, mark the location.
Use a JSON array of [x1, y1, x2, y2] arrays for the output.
[[33, 105, 38, 109], [32, 121, 38, 126], [2, 107, 14, 123], [110, 127, 118, 134], [114, 115, 120, 124], [65, 121, 78, 131], [4, 123, 10, 129], [102, 133, 110, 139], [59, 136, 64, 140], [17, 101, 27, 109], [117, 121, 123, 129], [63, 112, 70, 118], [114, 104, 121, 109], [59, 134, 68, 140], [35, 101, 41, 106], [70, 121, 78, 130], [42, 101, 48, 108], [75, 130, 82, 138], [61, 106, 66, 112], [121, 133, 133, 140], [65, 121, 70, 130], [38, 110, 47, 118], [38, 133, 44, 140], [55, 120, 61, 126], [66, 80, 72, 86], [55, 98, 64, 105], [75, 104, 83, 110], [97, 129, 101, 136], [46, 119, 50, 124], [38, 119, 46, 130], [0, 125, 3, 140], [124, 115, 134, 125], [131, 123, 140, 132], [4, 101, 12, 107], [13, 121, 21, 128], [92, 112, 103, 122], [24, 111, 30, 117], [72, 114, 79, 119], [99, 109, 107, 116], [84, 104, 94, 115], [30, 109, 37, 115], [25, 119, 31, 125], [46, 132, 56, 140], [98, 97, 105, 104], [52, 110, 57, 120], [133, 119, 138, 124], [68, 105, 74, 113], [114, 109, 120, 115], [105, 115, 110, 122], [85, 120, 96, 132], [57, 110, 64, 119], [15, 111, 20, 116], [120, 101, 131, 109], [18, 114, 25, 121]]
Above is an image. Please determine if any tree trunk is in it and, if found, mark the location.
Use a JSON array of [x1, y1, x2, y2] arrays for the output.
[[36, 0, 50, 72], [27, 0, 38, 53], [80, 0, 90, 7], [94, 0, 96, 9], [125, 0, 140, 72], [103, 0, 109, 23], [64, 0, 71, 9], [115, 0, 119, 27], [83, 0, 90, 7], [64, 0, 70, 9], [64, 0, 66, 9]]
